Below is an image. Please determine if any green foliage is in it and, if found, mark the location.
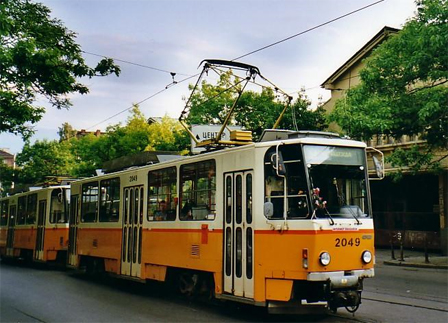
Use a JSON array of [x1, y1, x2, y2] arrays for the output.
[[187, 72, 327, 140], [11, 106, 191, 182], [69, 134, 104, 177], [0, 0, 120, 139], [330, 0, 448, 172], [0, 160, 17, 196], [58, 122, 77, 141], [146, 115, 190, 153], [278, 92, 328, 134], [387, 146, 441, 180], [15, 139, 75, 184], [187, 70, 238, 124]]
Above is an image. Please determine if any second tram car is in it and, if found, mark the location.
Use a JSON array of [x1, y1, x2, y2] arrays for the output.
[[0, 185, 70, 263], [67, 131, 375, 313]]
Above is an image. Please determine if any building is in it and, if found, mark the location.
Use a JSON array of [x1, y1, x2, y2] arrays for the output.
[[0, 148, 15, 195], [0, 148, 15, 168], [320, 26, 448, 255], [75, 129, 104, 139]]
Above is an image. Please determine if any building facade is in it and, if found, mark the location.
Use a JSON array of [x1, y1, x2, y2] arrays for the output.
[[320, 26, 448, 255], [0, 148, 15, 168], [0, 148, 15, 195]]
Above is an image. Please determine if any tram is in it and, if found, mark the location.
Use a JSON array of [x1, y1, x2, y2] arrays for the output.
[[0, 184, 70, 263], [0, 60, 381, 314], [67, 129, 376, 313]]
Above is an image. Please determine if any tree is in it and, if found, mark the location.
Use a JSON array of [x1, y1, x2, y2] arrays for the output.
[[99, 105, 153, 161], [330, 0, 448, 173], [146, 115, 190, 153], [69, 133, 103, 177], [187, 71, 327, 140], [236, 88, 327, 139], [186, 70, 237, 125], [4, 105, 189, 183], [15, 139, 75, 184], [58, 122, 77, 141], [0, 160, 16, 196], [0, 0, 120, 139], [68, 105, 190, 177]]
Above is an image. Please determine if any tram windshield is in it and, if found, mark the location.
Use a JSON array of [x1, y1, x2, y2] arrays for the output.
[[303, 145, 370, 220], [264, 144, 370, 221]]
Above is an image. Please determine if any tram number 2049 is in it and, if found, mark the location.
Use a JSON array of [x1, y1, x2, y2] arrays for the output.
[[335, 237, 361, 247]]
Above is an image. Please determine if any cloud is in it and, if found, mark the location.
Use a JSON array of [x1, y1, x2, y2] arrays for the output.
[[1, 0, 417, 154]]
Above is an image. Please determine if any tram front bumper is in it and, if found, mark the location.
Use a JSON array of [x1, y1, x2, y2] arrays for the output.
[[307, 268, 374, 288]]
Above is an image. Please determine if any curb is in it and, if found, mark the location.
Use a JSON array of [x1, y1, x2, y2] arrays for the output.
[[383, 260, 448, 270]]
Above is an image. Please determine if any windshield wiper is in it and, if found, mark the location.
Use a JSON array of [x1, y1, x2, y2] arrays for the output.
[[333, 178, 361, 225], [310, 186, 335, 225]]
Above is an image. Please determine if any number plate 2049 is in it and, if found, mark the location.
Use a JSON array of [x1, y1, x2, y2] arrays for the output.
[[335, 237, 361, 247]]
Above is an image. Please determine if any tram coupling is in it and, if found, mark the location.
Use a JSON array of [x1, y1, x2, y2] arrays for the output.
[[328, 289, 361, 313]]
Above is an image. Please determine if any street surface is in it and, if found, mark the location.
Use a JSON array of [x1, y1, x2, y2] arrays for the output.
[[1, 255, 447, 322]]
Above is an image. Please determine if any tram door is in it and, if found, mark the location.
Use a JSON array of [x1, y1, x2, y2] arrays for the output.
[[223, 171, 254, 298], [35, 200, 47, 260], [6, 205, 16, 257], [121, 186, 144, 277], [68, 195, 79, 266]]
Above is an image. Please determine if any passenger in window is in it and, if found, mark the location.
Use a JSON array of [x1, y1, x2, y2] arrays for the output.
[[181, 200, 195, 220], [155, 200, 167, 221]]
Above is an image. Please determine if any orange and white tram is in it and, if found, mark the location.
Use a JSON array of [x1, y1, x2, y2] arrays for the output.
[[0, 184, 70, 263], [68, 130, 376, 313]]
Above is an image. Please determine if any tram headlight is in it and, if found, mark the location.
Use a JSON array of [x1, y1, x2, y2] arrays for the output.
[[319, 252, 331, 266], [362, 250, 372, 264]]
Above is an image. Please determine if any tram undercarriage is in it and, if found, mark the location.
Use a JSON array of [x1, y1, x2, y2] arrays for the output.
[[266, 279, 364, 314]]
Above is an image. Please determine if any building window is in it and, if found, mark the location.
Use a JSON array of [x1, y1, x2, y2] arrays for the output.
[[148, 167, 177, 221], [180, 160, 216, 220], [81, 182, 98, 222], [376, 135, 383, 146], [99, 178, 120, 222]]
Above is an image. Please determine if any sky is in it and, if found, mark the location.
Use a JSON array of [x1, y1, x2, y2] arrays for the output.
[[0, 0, 417, 155]]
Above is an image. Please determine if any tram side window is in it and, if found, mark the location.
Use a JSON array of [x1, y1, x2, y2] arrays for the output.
[[99, 178, 120, 222], [27, 193, 37, 224], [16, 194, 37, 225], [148, 167, 177, 221], [264, 145, 309, 219], [81, 182, 98, 222], [17, 196, 27, 225], [0, 200, 8, 226], [50, 189, 68, 223], [180, 160, 216, 221]]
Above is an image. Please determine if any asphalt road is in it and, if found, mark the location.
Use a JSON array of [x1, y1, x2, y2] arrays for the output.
[[1, 258, 447, 322]]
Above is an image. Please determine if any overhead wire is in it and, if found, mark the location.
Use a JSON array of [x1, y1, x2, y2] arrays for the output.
[[86, 0, 384, 129], [86, 73, 198, 130], [81, 50, 191, 76], [232, 0, 384, 61]]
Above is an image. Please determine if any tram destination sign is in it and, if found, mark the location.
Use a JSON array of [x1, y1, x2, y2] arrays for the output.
[[190, 124, 242, 154]]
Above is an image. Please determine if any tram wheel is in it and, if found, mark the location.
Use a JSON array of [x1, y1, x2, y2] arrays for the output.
[[178, 272, 198, 297]]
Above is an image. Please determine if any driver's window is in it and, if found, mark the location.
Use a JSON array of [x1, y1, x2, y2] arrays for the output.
[[264, 145, 309, 219]]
